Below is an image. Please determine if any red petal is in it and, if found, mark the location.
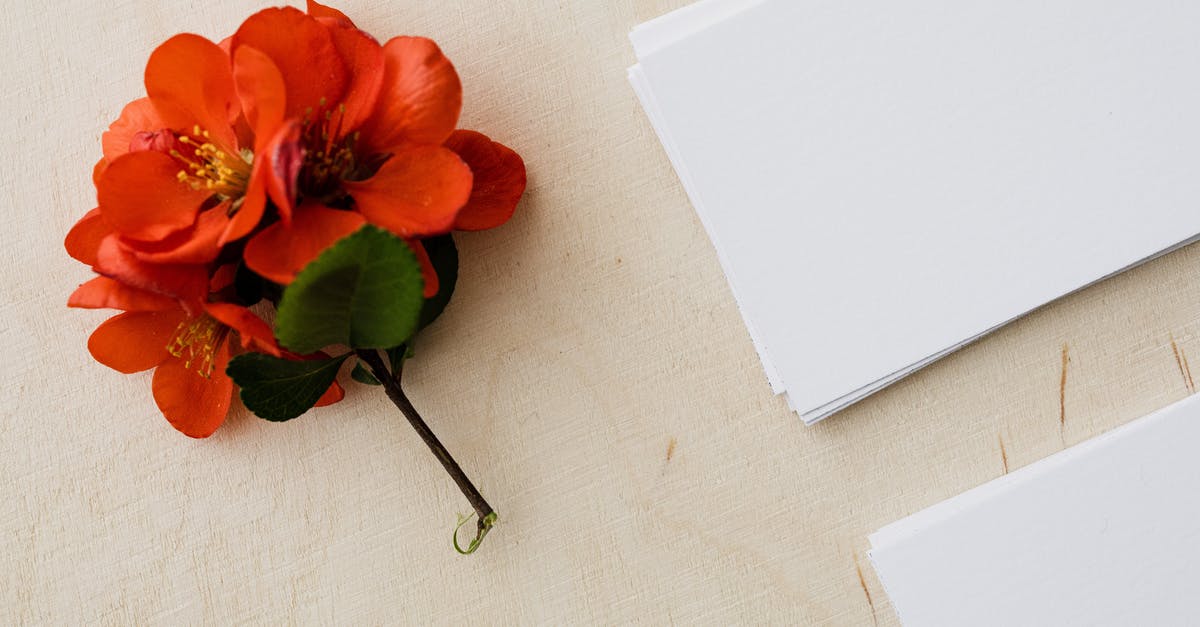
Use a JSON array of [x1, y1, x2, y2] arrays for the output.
[[210, 264, 238, 291], [233, 112, 255, 151], [204, 302, 282, 357], [68, 276, 180, 312], [314, 380, 345, 407], [153, 341, 234, 438], [144, 34, 239, 150], [97, 151, 210, 242], [307, 0, 355, 25], [243, 204, 365, 285], [92, 158, 108, 187], [123, 204, 232, 265], [444, 130, 527, 231], [324, 22, 384, 136], [65, 209, 113, 265], [408, 239, 439, 298], [102, 98, 167, 161], [219, 160, 269, 244], [231, 7, 348, 120], [232, 45, 287, 143], [345, 145, 472, 238], [88, 310, 185, 373], [264, 121, 304, 224], [128, 129, 187, 155], [357, 37, 461, 155], [94, 235, 208, 310], [230, 121, 304, 233]]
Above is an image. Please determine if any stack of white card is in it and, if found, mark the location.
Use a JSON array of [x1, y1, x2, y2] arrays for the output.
[[869, 394, 1200, 625], [629, 0, 1200, 423]]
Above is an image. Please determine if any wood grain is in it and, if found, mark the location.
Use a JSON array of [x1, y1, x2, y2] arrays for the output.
[[3, 1, 1198, 623]]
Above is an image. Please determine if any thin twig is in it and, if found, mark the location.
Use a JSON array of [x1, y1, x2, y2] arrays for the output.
[[355, 348, 496, 552]]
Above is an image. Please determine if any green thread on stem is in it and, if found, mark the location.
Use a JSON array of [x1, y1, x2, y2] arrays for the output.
[[454, 511, 498, 555]]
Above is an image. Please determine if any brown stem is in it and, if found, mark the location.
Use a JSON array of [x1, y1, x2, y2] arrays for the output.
[[354, 349, 495, 551]]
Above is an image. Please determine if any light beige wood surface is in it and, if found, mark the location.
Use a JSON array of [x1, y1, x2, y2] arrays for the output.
[[5, 1, 1198, 623]]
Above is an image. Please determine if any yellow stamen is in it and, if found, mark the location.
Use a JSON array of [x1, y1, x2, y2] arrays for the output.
[[167, 315, 229, 378], [172, 127, 253, 198]]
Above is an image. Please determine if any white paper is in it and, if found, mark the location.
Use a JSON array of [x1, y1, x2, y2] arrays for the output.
[[629, 0, 762, 59], [868, 394, 1200, 626], [630, 1, 1200, 422]]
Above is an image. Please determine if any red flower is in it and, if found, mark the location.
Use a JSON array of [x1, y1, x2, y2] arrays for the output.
[[72, 259, 345, 437], [95, 34, 267, 245], [66, 0, 523, 440], [80, 32, 280, 310], [222, 3, 526, 294], [85, 297, 341, 438]]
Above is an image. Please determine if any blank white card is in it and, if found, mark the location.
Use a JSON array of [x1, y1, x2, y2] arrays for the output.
[[631, 1, 1200, 421], [869, 394, 1200, 626]]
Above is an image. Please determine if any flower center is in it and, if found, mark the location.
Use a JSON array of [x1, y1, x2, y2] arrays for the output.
[[172, 126, 254, 199], [167, 314, 230, 378], [298, 100, 361, 199]]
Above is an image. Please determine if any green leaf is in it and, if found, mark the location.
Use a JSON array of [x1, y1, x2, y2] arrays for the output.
[[351, 361, 381, 385], [274, 225, 425, 354], [226, 352, 350, 422], [386, 342, 413, 375], [417, 234, 459, 331]]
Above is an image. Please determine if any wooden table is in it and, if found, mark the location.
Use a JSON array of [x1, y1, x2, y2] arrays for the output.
[[6, 0, 1198, 622]]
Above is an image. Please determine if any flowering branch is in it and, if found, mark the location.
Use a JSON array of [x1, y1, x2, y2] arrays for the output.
[[354, 348, 496, 554], [69, 1, 525, 554]]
